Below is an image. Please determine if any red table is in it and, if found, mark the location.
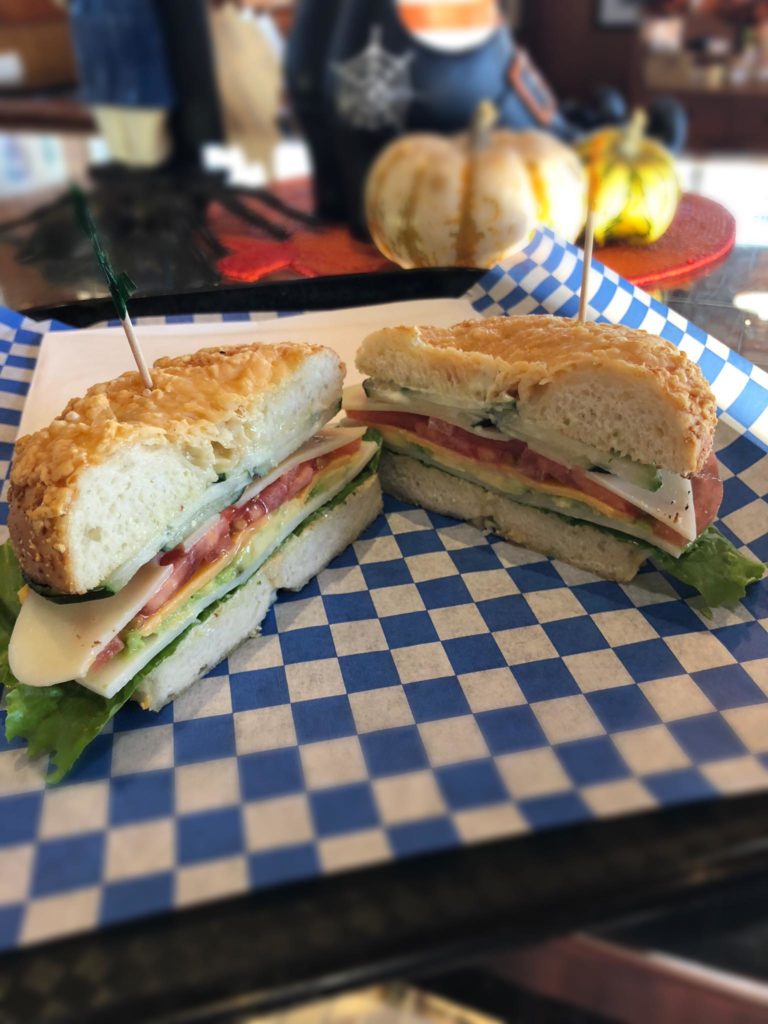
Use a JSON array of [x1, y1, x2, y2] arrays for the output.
[[210, 181, 736, 291]]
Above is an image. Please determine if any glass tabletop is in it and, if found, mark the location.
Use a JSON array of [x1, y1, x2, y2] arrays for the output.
[[660, 246, 768, 373]]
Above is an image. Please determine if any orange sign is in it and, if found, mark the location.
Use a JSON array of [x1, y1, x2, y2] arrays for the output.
[[396, 0, 500, 51]]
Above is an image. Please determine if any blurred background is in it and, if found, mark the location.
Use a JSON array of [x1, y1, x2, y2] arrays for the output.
[[0, 0, 765, 333]]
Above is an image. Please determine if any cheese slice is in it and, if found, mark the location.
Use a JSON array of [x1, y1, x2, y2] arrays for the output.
[[583, 468, 696, 544], [235, 426, 366, 509], [105, 427, 366, 593], [378, 426, 690, 557], [343, 385, 503, 438], [78, 439, 379, 699], [344, 385, 664, 491], [9, 561, 172, 688]]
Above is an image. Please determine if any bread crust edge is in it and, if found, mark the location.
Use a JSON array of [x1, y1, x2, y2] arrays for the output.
[[8, 342, 343, 594]]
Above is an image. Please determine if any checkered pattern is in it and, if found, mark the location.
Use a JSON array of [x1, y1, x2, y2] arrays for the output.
[[467, 229, 768, 449], [0, 237, 767, 954]]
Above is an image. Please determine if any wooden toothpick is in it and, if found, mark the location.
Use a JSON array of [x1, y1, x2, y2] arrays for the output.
[[71, 186, 153, 390], [578, 207, 596, 325], [120, 310, 154, 391]]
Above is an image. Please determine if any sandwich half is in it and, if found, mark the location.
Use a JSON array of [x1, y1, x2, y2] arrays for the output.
[[345, 315, 763, 604], [1, 342, 382, 780]]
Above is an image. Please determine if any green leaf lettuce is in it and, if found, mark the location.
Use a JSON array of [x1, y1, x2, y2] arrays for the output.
[[1, 443, 385, 782], [5, 678, 140, 784], [0, 434, 761, 781], [0, 539, 24, 692], [1, 537, 192, 782], [653, 526, 765, 614]]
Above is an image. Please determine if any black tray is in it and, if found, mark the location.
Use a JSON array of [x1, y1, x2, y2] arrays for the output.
[[5, 273, 768, 1024], [24, 269, 483, 328]]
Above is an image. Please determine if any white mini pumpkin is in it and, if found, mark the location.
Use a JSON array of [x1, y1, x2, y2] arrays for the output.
[[365, 105, 537, 269], [494, 128, 588, 244]]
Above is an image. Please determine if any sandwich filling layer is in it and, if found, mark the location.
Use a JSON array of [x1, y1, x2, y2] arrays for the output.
[[2, 459, 382, 783], [344, 384, 723, 558], [10, 429, 378, 699]]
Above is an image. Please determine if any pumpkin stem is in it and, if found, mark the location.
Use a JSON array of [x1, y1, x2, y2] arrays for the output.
[[469, 100, 498, 152], [620, 108, 648, 158]]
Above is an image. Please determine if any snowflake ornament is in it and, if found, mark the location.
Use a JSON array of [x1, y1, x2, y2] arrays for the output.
[[333, 26, 415, 132]]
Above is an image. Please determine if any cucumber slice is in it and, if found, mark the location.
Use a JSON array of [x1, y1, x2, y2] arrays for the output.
[[103, 472, 250, 594], [359, 380, 661, 492], [595, 457, 662, 491], [24, 578, 114, 603], [493, 410, 662, 491], [362, 380, 517, 418]]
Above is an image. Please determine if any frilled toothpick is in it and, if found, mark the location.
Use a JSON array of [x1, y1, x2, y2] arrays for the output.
[[71, 186, 153, 391]]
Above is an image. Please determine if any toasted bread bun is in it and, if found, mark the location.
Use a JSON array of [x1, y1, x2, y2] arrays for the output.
[[356, 315, 716, 477], [9, 343, 343, 595], [135, 474, 382, 711], [379, 451, 648, 582]]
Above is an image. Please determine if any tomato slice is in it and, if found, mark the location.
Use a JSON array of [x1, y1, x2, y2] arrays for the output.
[[569, 469, 639, 517], [91, 634, 125, 671], [515, 450, 636, 516], [143, 514, 232, 616], [140, 449, 346, 617], [517, 448, 572, 485], [349, 409, 524, 463], [258, 460, 316, 515], [316, 438, 361, 466], [96, 441, 361, 670], [414, 417, 518, 463], [144, 462, 320, 619], [159, 514, 230, 567], [691, 450, 723, 534]]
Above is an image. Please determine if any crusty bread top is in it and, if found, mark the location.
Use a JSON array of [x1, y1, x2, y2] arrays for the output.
[[9, 342, 343, 592], [356, 315, 717, 475], [12, 342, 339, 516]]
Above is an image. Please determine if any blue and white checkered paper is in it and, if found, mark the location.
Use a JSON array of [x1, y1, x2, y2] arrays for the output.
[[0, 228, 766, 954]]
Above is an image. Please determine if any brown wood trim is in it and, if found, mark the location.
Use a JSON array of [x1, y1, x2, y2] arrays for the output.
[[0, 93, 94, 132]]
